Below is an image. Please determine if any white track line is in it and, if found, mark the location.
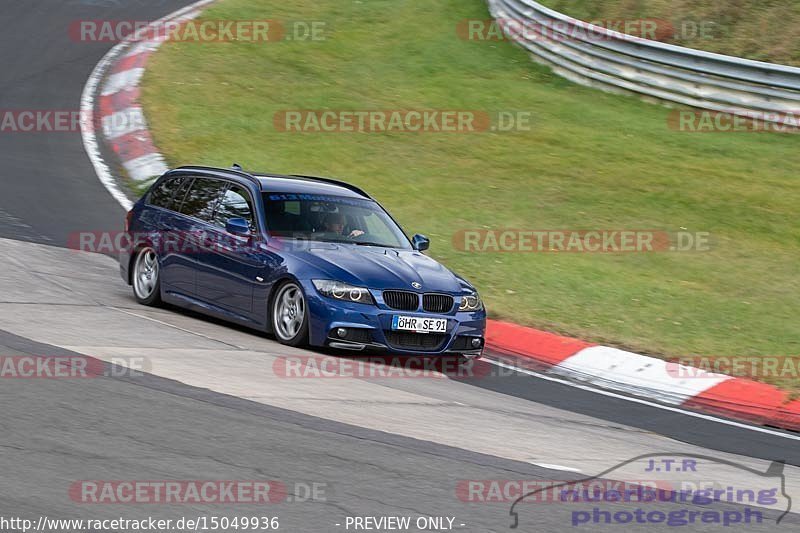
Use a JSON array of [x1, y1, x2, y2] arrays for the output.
[[530, 462, 582, 473], [79, 0, 216, 212], [486, 358, 800, 442], [80, 41, 134, 210]]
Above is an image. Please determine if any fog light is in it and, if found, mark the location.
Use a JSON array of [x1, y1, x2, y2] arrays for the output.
[[336, 328, 348, 338], [471, 338, 482, 348]]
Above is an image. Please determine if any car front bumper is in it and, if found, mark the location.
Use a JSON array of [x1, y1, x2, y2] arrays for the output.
[[300, 280, 486, 357]]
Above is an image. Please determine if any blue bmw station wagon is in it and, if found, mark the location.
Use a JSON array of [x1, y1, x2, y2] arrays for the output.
[[120, 165, 486, 358]]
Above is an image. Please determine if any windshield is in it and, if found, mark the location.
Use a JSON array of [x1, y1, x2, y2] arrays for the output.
[[262, 193, 411, 249]]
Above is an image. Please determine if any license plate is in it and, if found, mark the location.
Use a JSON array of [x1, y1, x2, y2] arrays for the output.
[[391, 315, 447, 333]]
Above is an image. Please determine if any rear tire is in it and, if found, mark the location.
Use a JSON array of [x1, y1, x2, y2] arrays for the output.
[[132, 246, 162, 306], [271, 281, 309, 347]]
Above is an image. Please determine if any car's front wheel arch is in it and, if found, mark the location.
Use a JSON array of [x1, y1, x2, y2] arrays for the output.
[[265, 275, 300, 334], [268, 277, 310, 347]]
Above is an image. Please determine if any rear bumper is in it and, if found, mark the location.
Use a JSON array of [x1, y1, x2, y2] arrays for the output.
[[301, 280, 486, 356]]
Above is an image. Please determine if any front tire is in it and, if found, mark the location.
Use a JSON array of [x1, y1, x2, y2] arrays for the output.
[[132, 246, 162, 306], [271, 281, 309, 347]]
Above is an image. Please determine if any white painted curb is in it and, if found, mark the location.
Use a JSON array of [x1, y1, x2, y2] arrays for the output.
[[80, 0, 217, 211]]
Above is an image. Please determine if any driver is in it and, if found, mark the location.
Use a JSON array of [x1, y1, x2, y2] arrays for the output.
[[323, 213, 364, 238]]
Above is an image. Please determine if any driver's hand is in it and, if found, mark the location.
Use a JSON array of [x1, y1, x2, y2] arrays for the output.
[[349, 230, 365, 238]]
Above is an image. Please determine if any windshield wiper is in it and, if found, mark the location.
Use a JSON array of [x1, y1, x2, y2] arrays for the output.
[[307, 239, 397, 248], [353, 241, 398, 248]]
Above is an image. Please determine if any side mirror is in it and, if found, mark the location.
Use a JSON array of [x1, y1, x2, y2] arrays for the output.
[[411, 234, 430, 251], [226, 217, 251, 237]]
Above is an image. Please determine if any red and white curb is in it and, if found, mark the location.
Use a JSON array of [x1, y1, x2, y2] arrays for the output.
[[486, 320, 800, 432], [80, 0, 216, 210], [79, 0, 799, 435]]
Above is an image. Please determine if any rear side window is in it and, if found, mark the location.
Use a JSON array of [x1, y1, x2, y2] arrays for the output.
[[171, 178, 193, 212], [214, 185, 256, 230], [180, 178, 226, 222], [148, 176, 188, 211]]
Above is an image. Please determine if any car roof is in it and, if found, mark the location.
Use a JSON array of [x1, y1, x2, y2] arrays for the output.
[[255, 174, 368, 199], [171, 165, 370, 199]]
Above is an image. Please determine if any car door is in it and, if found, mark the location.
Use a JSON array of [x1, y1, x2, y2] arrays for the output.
[[168, 177, 227, 301], [152, 175, 197, 298], [194, 182, 264, 317]]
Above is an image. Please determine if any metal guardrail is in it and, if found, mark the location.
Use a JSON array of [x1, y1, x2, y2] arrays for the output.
[[488, 0, 800, 126]]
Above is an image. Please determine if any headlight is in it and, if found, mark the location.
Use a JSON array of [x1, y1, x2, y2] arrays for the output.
[[312, 280, 374, 305], [459, 292, 483, 311]]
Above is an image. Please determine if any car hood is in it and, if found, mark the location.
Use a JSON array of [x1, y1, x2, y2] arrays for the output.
[[289, 243, 466, 293]]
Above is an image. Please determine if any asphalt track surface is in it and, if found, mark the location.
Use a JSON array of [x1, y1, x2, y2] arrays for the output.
[[1, 2, 799, 532]]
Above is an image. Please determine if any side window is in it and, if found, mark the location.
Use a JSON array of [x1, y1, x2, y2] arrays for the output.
[[171, 177, 193, 212], [148, 176, 187, 211], [214, 185, 255, 230], [284, 201, 300, 215], [180, 178, 226, 223]]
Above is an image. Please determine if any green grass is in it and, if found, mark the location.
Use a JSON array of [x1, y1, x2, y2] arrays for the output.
[[538, 0, 800, 66], [140, 0, 800, 391]]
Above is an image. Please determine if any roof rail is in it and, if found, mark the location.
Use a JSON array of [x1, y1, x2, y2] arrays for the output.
[[289, 174, 371, 199], [169, 166, 371, 198], [172, 164, 261, 187]]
